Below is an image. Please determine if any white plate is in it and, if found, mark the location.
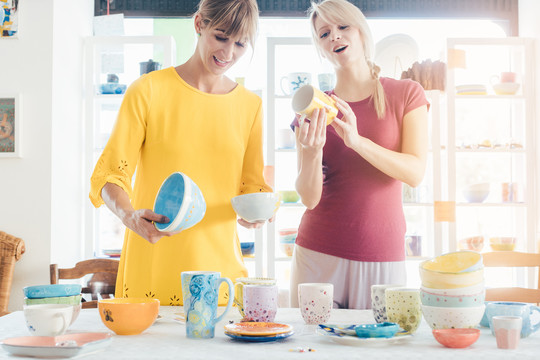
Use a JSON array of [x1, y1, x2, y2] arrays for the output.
[[316, 328, 412, 346], [1, 332, 112, 358], [374, 34, 419, 78]]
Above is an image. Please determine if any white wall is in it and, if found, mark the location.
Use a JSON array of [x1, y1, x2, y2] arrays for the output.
[[519, 0, 540, 247], [0, 0, 92, 312]]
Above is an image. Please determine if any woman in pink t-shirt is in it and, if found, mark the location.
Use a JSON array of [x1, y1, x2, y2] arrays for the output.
[[290, 0, 430, 309]]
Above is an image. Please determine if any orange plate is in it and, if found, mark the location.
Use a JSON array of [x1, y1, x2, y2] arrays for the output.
[[224, 322, 293, 336]]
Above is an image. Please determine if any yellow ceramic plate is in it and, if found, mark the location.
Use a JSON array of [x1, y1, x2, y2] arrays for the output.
[[224, 322, 293, 336]]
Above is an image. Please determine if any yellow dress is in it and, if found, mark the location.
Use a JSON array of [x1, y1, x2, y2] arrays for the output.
[[89, 67, 271, 305]]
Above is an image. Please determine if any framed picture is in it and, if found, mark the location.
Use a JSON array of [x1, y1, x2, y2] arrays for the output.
[[0, 0, 18, 38], [0, 94, 21, 157]]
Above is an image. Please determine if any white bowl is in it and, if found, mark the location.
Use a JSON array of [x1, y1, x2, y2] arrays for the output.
[[421, 304, 485, 329], [462, 183, 490, 203], [231, 193, 281, 222], [493, 82, 520, 95], [421, 281, 485, 297]]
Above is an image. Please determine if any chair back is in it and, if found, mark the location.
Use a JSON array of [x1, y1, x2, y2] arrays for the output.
[[0, 231, 25, 316], [50, 259, 119, 309], [483, 251, 540, 304]]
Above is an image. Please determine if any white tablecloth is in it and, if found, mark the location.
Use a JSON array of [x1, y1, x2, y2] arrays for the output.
[[1, 306, 539, 359]]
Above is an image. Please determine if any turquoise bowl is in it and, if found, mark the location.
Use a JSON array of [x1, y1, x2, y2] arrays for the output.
[[23, 284, 82, 299], [153, 172, 206, 232], [354, 322, 400, 338]]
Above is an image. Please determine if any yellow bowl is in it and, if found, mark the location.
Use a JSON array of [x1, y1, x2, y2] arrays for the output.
[[419, 266, 484, 289], [98, 298, 159, 335], [421, 251, 483, 273]]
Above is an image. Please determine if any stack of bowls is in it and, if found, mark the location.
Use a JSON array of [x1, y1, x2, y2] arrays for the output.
[[278, 228, 297, 257], [23, 284, 83, 326], [419, 251, 486, 330]]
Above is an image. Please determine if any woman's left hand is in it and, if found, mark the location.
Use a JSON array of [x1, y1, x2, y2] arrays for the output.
[[237, 215, 275, 229], [330, 94, 361, 149]]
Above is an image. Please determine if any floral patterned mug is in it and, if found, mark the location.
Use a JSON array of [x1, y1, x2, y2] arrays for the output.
[[298, 283, 333, 325], [181, 271, 234, 339]]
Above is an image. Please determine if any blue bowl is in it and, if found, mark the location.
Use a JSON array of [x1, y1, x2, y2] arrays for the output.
[[23, 284, 82, 299], [354, 322, 400, 338], [99, 83, 126, 94], [240, 242, 255, 256], [153, 172, 206, 232]]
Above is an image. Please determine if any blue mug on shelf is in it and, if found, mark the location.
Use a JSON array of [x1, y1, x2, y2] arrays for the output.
[[181, 271, 234, 339]]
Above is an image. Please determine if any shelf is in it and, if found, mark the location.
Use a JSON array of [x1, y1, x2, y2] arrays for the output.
[[456, 202, 526, 208]]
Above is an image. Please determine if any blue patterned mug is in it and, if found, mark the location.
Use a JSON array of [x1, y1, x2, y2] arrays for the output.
[[181, 271, 234, 339], [486, 301, 540, 338]]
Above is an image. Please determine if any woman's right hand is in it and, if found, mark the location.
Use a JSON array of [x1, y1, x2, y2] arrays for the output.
[[123, 209, 176, 244], [296, 108, 327, 154]]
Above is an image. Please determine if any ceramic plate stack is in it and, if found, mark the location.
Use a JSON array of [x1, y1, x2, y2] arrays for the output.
[[419, 251, 486, 330], [455, 84, 487, 95], [23, 284, 83, 325]]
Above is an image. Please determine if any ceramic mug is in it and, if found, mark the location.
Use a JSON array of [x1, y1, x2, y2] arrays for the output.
[[181, 271, 234, 339], [280, 72, 311, 96], [486, 301, 540, 338], [243, 284, 278, 322], [318, 73, 335, 92], [385, 287, 422, 334], [292, 84, 338, 126], [234, 277, 276, 317], [492, 316, 522, 349], [298, 283, 333, 325], [371, 284, 404, 323], [23, 304, 73, 336]]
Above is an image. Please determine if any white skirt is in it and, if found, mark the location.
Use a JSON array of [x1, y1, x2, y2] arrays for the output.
[[289, 245, 407, 310]]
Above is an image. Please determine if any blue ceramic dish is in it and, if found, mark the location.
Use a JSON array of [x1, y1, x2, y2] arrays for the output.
[[23, 284, 82, 299], [153, 172, 206, 232], [99, 83, 126, 94], [354, 322, 400, 338], [240, 242, 255, 256]]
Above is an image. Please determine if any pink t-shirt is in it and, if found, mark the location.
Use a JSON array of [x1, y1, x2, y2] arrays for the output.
[[294, 78, 429, 262]]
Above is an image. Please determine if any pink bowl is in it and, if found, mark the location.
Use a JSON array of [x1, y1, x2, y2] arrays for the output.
[[432, 328, 480, 348]]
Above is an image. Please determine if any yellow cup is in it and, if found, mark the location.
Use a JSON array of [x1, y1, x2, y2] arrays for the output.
[[292, 84, 338, 125]]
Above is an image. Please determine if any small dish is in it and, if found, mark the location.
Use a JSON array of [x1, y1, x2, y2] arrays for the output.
[[23, 284, 82, 299], [224, 330, 294, 342], [319, 324, 357, 336], [354, 322, 400, 338], [0, 332, 111, 358], [317, 328, 412, 346], [432, 328, 480, 348], [224, 322, 293, 336]]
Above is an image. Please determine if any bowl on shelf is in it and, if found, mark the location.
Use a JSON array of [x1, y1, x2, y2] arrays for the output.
[[98, 298, 160, 335], [231, 192, 280, 223], [462, 183, 490, 203], [278, 190, 300, 203], [432, 328, 481, 348], [279, 228, 297, 257], [492, 82, 520, 95], [458, 236, 484, 252], [489, 236, 516, 251], [240, 241, 255, 257]]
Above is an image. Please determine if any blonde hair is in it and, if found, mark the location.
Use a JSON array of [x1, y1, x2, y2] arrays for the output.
[[196, 0, 259, 49], [309, 0, 386, 119]]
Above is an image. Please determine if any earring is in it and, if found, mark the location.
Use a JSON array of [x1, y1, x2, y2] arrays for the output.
[[197, 33, 201, 36]]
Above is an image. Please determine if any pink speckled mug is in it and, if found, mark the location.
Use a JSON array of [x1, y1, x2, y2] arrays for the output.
[[243, 285, 278, 322], [493, 316, 522, 349], [298, 283, 333, 325]]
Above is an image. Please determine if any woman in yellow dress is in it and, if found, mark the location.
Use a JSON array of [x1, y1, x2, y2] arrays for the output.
[[89, 0, 271, 305]]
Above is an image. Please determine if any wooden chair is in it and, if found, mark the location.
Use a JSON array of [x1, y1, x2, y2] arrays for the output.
[[50, 259, 119, 309], [482, 251, 540, 304], [0, 231, 25, 316]]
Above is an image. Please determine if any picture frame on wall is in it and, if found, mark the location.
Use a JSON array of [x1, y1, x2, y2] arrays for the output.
[[0, 0, 18, 38], [0, 94, 21, 157]]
